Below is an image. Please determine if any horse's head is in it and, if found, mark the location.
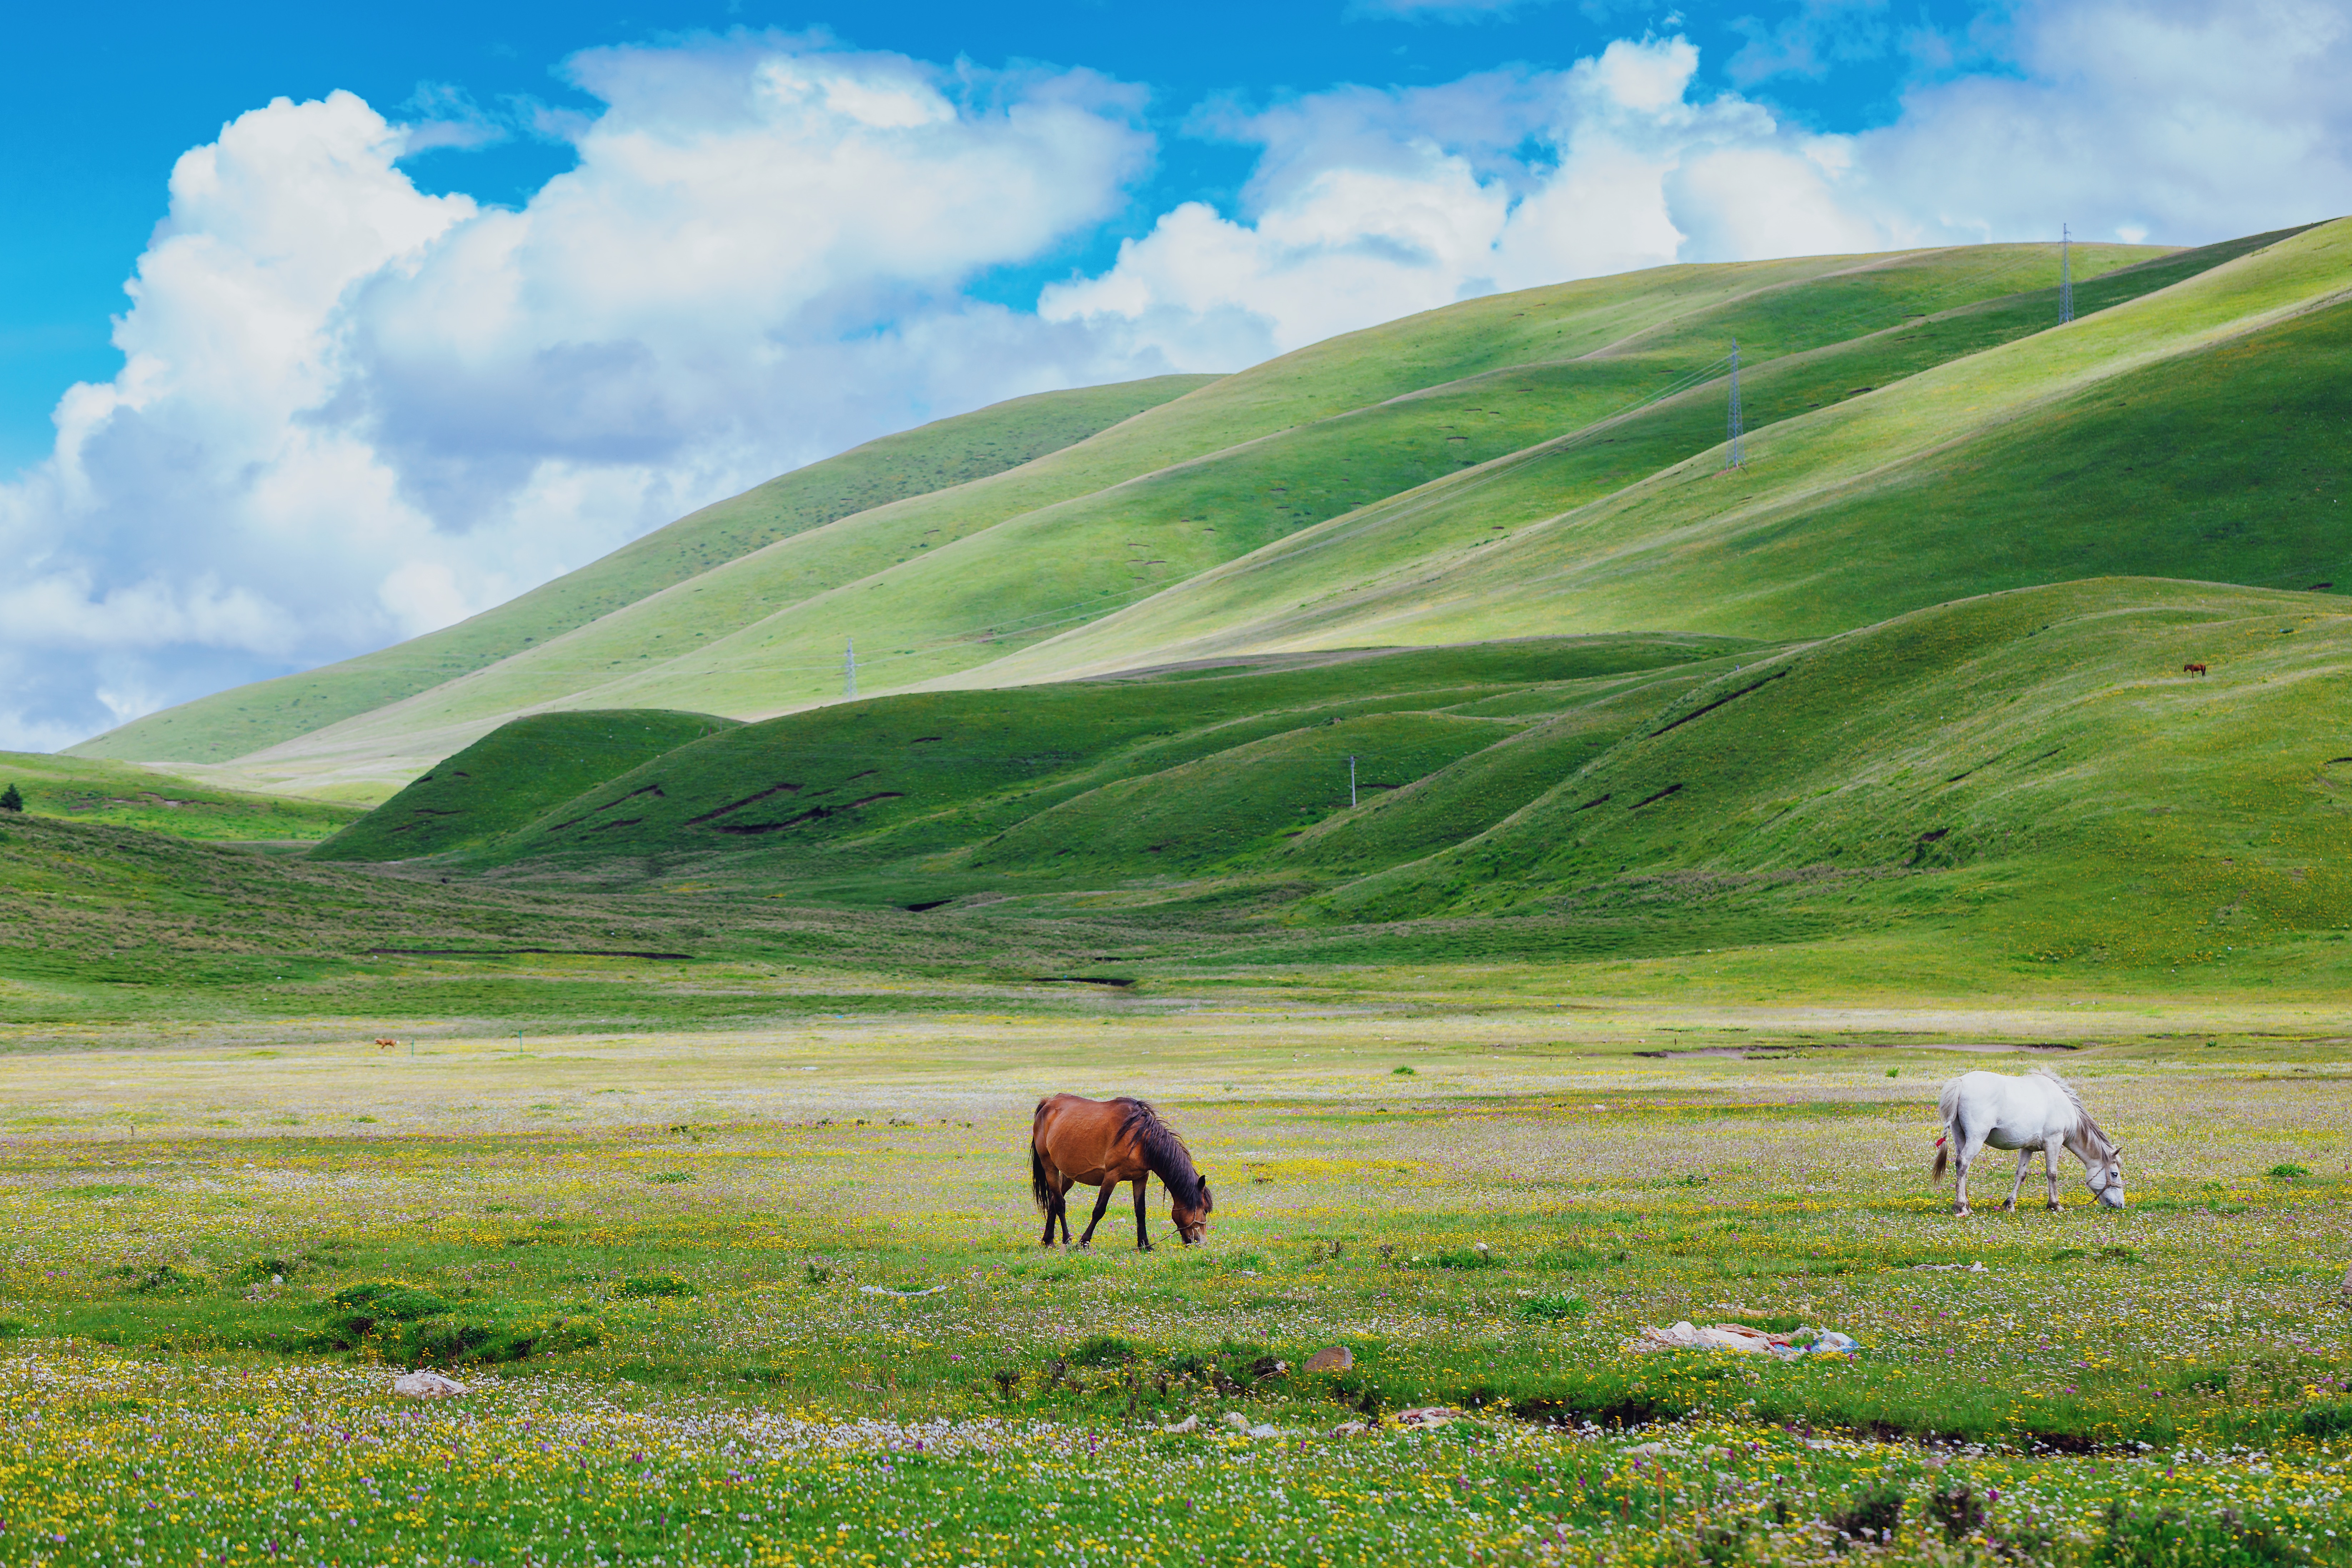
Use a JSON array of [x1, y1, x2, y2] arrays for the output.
[[2086, 1144, 2126, 1208], [1172, 1175, 1214, 1245]]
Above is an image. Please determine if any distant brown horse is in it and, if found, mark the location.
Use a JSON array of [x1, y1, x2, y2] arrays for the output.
[[374, 1037, 399, 1053], [1030, 1094, 1214, 1250], [2183, 662, 2208, 677]]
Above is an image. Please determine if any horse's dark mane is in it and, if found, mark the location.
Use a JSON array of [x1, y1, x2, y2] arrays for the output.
[[1118, 1098, 1210, 1210]]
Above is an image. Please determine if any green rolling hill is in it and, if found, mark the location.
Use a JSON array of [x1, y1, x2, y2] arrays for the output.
[[428, 636, 1742, 889], [295, 575, 2351, 991], [66, 224, 2348, 807], [18, 216, 2352, 1005], [233, 238, 2196, 786], [1312, 577, 2352, 973], [958, 223, 2347, 677], [309, 710, 739, 862], [72, 235, 2221, 798], [0, 752, 365, 842], [66, 374, 1217, 771]]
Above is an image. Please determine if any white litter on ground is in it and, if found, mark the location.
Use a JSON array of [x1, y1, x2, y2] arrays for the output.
[[856, 1285, 948, 1298]]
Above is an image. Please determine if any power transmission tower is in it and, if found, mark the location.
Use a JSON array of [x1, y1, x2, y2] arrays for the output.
[[844, 637, 857, 699], [2059, 223, 2074, 324], [1725, 340, 1744, 469], [1349, 755, 1357, 808]]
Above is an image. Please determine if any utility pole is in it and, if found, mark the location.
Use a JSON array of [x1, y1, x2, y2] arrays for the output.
[[844, 637, 857, 699], [1349, 755, 1357, 808], [2059, 223, 2074, 324], [1725, 340, 1744, 469]]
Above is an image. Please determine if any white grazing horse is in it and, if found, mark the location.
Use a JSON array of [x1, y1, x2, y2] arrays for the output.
[[1930, 1070, 2124, 1216]]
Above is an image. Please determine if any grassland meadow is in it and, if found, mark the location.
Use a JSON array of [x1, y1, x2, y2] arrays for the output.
[[1, 1009, 2347, 1565]]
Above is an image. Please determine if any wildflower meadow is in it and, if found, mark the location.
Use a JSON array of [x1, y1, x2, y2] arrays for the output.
[[1, 1008, 2346, 1565]]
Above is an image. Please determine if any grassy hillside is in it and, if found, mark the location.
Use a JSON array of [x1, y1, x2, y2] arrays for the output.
[[0, 751, 363, 841], [68, 375, 1216, 766], [193, 243, 2171, 791], [434, 637, 1746, 890], [960, 224, 2346, 677], [12, 579, 2352, 1022], [362, 575, 2352, 988], [972, 710, 1518, 873], [311, 711, 738, 862], [1317, 578, 2352, 972], [354, 243, 2170, 732]]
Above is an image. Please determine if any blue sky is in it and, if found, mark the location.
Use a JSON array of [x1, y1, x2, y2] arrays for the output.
[[3, 0, 2347, 750], [0, 0, 2005, 473]]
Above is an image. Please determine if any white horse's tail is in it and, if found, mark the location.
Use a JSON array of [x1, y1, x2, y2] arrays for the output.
[[1930, 1077, 1963, 1183]]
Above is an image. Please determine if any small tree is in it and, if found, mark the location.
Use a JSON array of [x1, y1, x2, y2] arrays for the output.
[[0, 783, 23, 812]]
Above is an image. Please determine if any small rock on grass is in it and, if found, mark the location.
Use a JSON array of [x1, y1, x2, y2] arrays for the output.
[[392, 1370, 470, 1398], [1303, 1345, 1353, 1373], [1159, 1415, 1199, 1434]]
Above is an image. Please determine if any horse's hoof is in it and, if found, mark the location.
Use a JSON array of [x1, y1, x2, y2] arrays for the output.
[[2002, 1200, 2016, 1213], [1954, 1205, 1970, 1217], [2046, 1201, 2062, 1212]]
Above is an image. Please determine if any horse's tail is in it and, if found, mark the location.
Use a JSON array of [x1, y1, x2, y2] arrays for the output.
[[1029, 1100, 1054, 1211], [1931, 1076, 1963, 1183]]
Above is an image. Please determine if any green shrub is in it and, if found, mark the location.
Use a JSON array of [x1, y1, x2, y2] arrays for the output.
[[0, 784, 23, 813], [2266, 1163, 2310, 1180], [309, 1282, 598, 1365], [646, 1171, 697, 1184], [618, 1273, 696, 1298], [409, 1315, 600, 1367], [313, 1281, 453, 1348], [1391, 1066, 1415, 1076], [1518, 1293, 1589, 1321]]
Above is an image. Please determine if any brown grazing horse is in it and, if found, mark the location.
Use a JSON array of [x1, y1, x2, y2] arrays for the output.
[[2183, 662, 2208, 676], [1030, 1094, 1214, 1250]]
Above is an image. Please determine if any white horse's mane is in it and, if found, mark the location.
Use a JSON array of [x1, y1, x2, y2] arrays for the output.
[[2026, 1066, 2083, 1109], [2030, 1067, 2113, 1151]]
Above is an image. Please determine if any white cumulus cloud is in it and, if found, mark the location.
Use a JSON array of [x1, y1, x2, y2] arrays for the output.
[[0, 37, 1159, 751], [4, 4, 2348, 754], [1042, 1, 2352, 367]]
